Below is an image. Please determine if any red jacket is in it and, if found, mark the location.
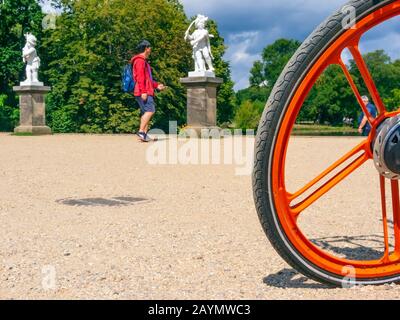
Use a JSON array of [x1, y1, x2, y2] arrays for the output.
[[131, 55, 159, 97]]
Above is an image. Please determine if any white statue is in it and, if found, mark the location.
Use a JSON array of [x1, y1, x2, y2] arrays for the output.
[[21, 33, 43, 86], [184, 14, 215, 77]]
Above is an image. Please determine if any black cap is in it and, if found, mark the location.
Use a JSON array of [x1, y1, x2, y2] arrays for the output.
[[136, 40, 151, 53]]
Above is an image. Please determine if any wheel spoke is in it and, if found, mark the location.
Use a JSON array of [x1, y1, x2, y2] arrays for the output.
[[380, 175, 390, 261], [391, 179, 400, 253], [264, 2, 400, 280], [289, 140, 369, 216], [386, 110, 400, 118], [348, 44, 386, 114], [339, 59, 376, 125]]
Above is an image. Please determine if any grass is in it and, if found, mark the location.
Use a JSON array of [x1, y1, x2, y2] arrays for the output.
[[11, 132, 34, 136], [6, 125, 359, 137], [292, 124, 359, 136]]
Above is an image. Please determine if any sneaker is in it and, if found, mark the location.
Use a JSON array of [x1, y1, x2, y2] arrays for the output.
[[136, 132, 150, 142]]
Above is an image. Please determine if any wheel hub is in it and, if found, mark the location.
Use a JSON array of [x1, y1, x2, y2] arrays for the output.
[[373, 115, 400, 179]]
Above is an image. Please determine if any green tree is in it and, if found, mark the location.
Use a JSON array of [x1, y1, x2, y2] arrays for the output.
[[43, 0, 235, 133], [300, 65, 357, 125], [0, 0, 44, 131], [236, 86, 271, 107], [241, 41, 400, 128], [235, 39, 300, 129], [299, 50, 400, 126], [350, 50, 400, 111], [233, 100, 264, 130], [384, 88, 400, 111], [0, 94, 19, 131], [255, 38, 301, 88], [249, 60, 265, 87], [44, 0, 193, 133]]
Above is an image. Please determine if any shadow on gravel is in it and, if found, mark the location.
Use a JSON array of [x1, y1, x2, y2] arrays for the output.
[[311, 233, 392, 261], [57, 196, 152, 207], [264, 233, 394, 288], [263, 269, 330, 289]]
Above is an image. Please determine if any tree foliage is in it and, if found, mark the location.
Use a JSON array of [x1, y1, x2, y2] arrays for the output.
[[300, 50, 400, 125], [239, 38, 400, 129], [234, 39, 299, 129], [251, 38, 301, 87], [0, 0, 44, 131], [350, 50, 400, 111], [205, 20, 236, 124], [42, 0, 236, 133], [43, 0, 194, 133], [299, 65, 357, 125], [234, 100, 264, 130], [0, 0, 235, 133]]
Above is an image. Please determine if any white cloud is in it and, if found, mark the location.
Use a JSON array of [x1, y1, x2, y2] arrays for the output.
[[40, 0, 57, 13], [360, 32, 400, 61], [225, 32, 261, 90], [228, 32, 259, 64], [180, 0, 345, 17]]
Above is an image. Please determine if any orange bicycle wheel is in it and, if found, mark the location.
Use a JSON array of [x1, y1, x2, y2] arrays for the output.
[[253, 0, 400, 286]]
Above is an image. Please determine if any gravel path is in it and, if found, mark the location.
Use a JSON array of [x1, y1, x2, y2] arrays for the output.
[[1, 133, 400, 299]]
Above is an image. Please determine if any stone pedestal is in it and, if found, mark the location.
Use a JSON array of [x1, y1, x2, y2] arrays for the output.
[[13, 85, 52, 135], [180, 76, 223, 136]]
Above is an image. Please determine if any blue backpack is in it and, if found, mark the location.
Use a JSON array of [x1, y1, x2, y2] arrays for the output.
[[122, 64, 135, 93]]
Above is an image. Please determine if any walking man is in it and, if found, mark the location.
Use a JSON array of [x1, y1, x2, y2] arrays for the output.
[[358, 96, 377, 136], [131, 40, 165, 142]]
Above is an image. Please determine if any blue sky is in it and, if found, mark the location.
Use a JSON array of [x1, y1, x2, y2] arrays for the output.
[[42, 0, 400, 91]]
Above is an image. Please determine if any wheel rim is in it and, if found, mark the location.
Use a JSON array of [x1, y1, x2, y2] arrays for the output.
[[272, 1, 400, 279]]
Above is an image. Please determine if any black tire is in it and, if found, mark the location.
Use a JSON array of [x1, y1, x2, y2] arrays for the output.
[[253, 0, 400, 287]]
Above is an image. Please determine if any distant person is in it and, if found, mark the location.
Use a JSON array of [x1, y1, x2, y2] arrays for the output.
[[358, 96, 377, 136], [131, 40, 165, 142]]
